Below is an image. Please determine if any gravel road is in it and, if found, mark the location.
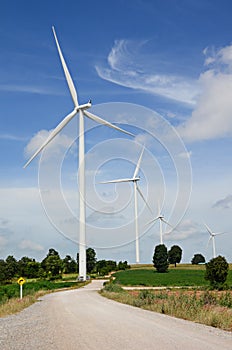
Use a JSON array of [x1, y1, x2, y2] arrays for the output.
[[0, 280, 231, 350]]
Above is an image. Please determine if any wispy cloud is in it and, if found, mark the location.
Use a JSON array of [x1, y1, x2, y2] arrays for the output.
[[95, 39, 199, 106], [0, 134, 28, 142], [0, 83, 63, 96]]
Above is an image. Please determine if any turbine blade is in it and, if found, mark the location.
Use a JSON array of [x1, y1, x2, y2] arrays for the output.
[[157, 200, 161, 216], [206, 236, 212, 248], [52, 26, 79, 107], [146, 217, 159, 226], [99, 178, 134, 184], [133, 146, 145, 179], [161, 218, 175, 231], [24, 109, 77, 168], [214, 231, 226, 236], [83, 110, 134, 137], [136, 184, 152, 213], [204, 223, 213, 236]]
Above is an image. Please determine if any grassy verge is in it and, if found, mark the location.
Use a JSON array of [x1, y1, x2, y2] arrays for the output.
[[0, 280, 87, 317], [100, 284, 232, 331]]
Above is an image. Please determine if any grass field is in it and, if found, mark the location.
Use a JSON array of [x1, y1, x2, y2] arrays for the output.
[[112, 268, 232, 287]]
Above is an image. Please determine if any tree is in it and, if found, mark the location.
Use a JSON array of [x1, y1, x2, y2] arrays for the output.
[[153, 244, 169, 273], [18, 256, 33, 276], [63, 255, 77, 274], [205, 255, 229, 289], [41, 249, 62, 278], [191, 253, 205, 265], [26, 260, 41, 278], [5, 255, 18, 279], [47, 248, 59, 256], [86, 248, 97, 273], [44, 255, 62, 278], [96, 260, 117, 275], [0, 259, 7, 283], [168, 245, 182, 267], [118, 261, 130, 270]]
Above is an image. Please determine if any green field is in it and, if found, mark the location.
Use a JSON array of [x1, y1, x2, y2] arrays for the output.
[[113, 268, 232, 287], [0, 280, 81, 305]]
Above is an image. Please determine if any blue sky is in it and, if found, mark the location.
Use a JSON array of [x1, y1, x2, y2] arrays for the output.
[[0, 0, 232, 264]]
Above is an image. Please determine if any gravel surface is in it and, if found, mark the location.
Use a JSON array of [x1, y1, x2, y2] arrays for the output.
[[0, 280, 231, 350]]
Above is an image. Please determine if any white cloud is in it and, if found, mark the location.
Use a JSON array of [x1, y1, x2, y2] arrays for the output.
[[24, 129, 75, 162], [96, 39, 199, 105], [178, 44, 232, 141], [164, 219, 201, 241], [97, 39, 232, 142], [213, 194, 232, 209]]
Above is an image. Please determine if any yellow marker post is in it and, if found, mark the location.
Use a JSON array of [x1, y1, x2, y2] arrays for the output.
[[17, 277, 26, 299]]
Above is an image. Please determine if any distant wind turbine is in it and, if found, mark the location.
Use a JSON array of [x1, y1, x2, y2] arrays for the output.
[[100, 146, 152, 263], [147, 203, 174, 245], [204, 223, 226, 259], [24, 27, 133, 281]]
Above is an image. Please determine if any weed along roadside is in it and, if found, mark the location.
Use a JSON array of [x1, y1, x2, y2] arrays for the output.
[[100, 267, 232, 332]]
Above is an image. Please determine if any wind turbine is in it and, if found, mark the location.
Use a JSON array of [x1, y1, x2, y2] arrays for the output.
[[147, 203, 174, 245], [204, 223, 225, 258], [100, 146, 151, 263], [24, 27, 133, 281]]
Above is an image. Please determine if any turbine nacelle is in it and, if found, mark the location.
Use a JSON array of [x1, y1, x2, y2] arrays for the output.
[[133, 177, 140, 182], [75, 101, 92, 112]]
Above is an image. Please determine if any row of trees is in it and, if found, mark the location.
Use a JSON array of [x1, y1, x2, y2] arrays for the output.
[[153, 244, 182, 272], [152, 244, 208, 272], [0, 248, 130, 283]]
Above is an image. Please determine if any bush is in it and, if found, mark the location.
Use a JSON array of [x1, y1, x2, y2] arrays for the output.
[[205, 256, 229, 289], [103, 283, 123, 293]]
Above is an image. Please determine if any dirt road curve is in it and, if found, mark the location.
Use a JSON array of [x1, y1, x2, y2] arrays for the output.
[[0, 280, 231, 350]]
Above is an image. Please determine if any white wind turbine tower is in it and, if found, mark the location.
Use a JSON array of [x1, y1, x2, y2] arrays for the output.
[[24, 27, 133, 281], [147, 203, 174, 245], [100, 147, 151, 263], [204, 223, 225, 259]]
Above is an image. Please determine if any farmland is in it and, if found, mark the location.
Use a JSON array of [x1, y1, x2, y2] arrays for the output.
[[100, 264, 232, 331], [112, 267, 232, 287]]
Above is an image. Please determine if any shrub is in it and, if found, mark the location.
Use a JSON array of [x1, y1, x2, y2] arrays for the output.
[[205, 256, 229, 289], [103, 283, 123, 293]]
